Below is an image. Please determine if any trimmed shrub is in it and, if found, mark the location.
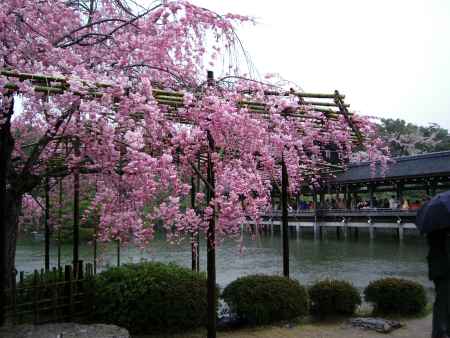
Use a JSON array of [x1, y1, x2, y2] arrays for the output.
[[222, 275, 308, 325], [309, 279, 361, 317], [93, 262, 215, 334], [364, 277, 427, 315]]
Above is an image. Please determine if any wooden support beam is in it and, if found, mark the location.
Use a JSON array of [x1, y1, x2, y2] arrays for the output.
[[334, 90, 363, 143], [206, 133, 216, 338], [206, 71, 217, 338], [303, 100, 350, 108], [281, 157, 289, 278], [44, 177, 50, 272], [57, 178, 63, 269], [190, 176, 197, 272]]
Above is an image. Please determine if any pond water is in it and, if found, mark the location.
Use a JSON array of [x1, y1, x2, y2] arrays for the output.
[[15, 229, 432, 293]]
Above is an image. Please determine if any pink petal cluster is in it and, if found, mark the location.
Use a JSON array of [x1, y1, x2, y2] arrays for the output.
[[1, 1, 390, 248]]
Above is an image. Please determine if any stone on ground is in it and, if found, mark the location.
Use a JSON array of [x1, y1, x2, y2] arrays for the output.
[[0, 323, 130, 338], [349, 317, 402, 333]]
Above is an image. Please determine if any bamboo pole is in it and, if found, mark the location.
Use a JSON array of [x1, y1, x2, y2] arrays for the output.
[[1, 69, 352, 119]]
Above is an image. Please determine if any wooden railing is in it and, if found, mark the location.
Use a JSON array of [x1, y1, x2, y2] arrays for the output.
[[3, 261, 94, 326], [267, 208, 418, 219]]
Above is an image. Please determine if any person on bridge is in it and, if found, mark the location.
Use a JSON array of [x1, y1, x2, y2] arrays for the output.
[[389, 196, 398, 209]]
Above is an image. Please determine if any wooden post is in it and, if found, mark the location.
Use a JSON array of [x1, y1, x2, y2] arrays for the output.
[[196, 162, 200, 273], [73, 110, 81, 266], [11, 271, 16, 325], [281, 157, 289, 278], [319, 191, 325, 208], [205, 69, 216, 338], [206, 130, 216, 338], [58, 178, 63, 269], [64, 265, 73, 320], [93, 233, 97, 274], [191, 175, 197, 272], [33, 270, 39, 324], [368, 184, 375, 208], [117, 240, 120, 267], [51, 269, 58, 321], [73, 172, 80, 265], [44, 176, 50, 271], [396, 182, 403, 205], [313, 190, 319, 239]]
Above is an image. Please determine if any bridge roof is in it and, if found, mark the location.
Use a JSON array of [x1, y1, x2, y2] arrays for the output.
[[332, 151, 450, 184]]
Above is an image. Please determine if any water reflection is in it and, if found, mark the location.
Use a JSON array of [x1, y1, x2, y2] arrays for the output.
[[15, 229, 431, 293]]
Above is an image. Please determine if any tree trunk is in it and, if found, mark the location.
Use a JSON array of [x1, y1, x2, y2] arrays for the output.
[[0, 94, 15, 325], [1, 192, 21, 287]]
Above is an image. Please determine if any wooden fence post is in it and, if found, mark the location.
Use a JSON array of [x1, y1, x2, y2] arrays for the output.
[[64, 265, 73, 321], [51, 268, 58, 321], [10, 270, 16, 325], [33, 270, 39, 324]]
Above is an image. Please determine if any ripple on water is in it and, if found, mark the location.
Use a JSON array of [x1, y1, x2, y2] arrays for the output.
[[15, 231, 431, 294]]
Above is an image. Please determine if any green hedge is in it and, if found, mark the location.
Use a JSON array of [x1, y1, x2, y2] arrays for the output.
[[93, 262, 215, 334], [309, 279, 361, 317], [222, 275, 308, 325], [364, 277, 427, 315]]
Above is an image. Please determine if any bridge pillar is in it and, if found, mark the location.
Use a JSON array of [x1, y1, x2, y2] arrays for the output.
[[341, 217, 348, 239], [314, 222, 320, 240], [398, 226, 404, 241], [336, 226, 340, 239], [296, 225, 301, 239], [369, 225, 375, 240], [368, 217, 375, 240], [396, 217, 404, 241]]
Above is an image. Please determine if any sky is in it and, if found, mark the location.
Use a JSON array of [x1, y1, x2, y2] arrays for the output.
[[186, 0, 450, 129]]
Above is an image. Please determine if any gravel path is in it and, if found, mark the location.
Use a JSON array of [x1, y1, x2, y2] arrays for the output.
[[0, 315, 433, 338], [218, 315, 433, 338], [141, 315, 433, 338]]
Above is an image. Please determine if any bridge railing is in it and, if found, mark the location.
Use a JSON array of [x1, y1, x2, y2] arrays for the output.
[[267, 208, 417, 218]]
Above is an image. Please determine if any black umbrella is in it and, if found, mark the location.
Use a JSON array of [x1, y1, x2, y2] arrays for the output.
[[416, 190, 450, 234]]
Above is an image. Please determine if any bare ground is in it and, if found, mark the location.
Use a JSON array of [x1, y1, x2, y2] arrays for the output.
[[140, 314, 432, 338]]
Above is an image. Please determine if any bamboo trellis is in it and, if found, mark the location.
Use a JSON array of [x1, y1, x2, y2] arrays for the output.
[[1, 68, 366, 337], [0, 69, 362, 142]]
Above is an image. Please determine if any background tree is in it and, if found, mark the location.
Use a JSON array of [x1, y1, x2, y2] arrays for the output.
[[378, 118, 450, 156]]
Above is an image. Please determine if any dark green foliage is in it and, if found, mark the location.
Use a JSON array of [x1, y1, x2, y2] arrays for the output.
[[222, 275, 308, 325], [93, 262, 214, 334], [308, 279, 361, 317], [364, 277, 427, 315], [57, 226, 94, 244]]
